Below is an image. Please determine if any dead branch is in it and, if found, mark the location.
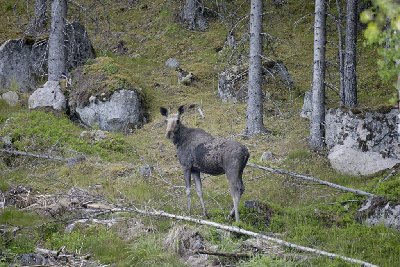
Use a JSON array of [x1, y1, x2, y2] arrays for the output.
[[94, 206, 378, 267], [0, 149, 86, 165], [1, 149, 65, 161], [65, 218, 123, 233], [247, 163, 376, 197], [195, 249, 252, 258]]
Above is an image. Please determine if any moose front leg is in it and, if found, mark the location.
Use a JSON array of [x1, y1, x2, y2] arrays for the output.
[[184, 168, 192, 214]]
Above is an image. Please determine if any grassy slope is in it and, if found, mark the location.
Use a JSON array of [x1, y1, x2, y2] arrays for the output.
[[1, 0, 400, 266]]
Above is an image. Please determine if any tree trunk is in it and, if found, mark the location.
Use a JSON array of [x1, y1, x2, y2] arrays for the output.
[[246, 0, 266, 135], [336, 0, 345, 105], [25, 0, 48, 37], [180, 0, 207, 31], [397, 70, 400, 142], [343, 0, 358, 108], [48, 0, 67, 81], [310, 0, 327, 151]]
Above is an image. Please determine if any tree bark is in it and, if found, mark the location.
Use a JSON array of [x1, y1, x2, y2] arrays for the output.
[[310, 0, 327, 150], [335, 0, 345, 105], [180, 0, 207, 31], [48, 0, 67, 81], [343, 0, 358, 108], [25, 0, 48, 37], [397, 70, 400, 142], [246, 0, 266, 135]]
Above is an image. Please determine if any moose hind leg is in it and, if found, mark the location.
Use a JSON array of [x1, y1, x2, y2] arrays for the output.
[[227, 169, 245, 222], [184, 169, 192, 214], [193, 171, 208, 217]]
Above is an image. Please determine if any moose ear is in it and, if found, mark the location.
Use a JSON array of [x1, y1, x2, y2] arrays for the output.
[[160, 107, 168, 117], [178, 105, 185, 116]]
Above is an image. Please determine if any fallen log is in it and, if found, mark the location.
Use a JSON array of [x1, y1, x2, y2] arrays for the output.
[[98, 206, 378, 267], [247, 163, 376, 197]]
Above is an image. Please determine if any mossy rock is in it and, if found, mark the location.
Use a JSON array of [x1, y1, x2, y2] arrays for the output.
[[68, 57, 147, 132]]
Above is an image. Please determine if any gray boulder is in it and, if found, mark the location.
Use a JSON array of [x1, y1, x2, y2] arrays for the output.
[[356, 197, 400, 232], [28, 81, 66, 111], [1, 91, 19, 106], [75, 89, 144, 132], [218, 66, 248, 102], [326, 108, 399, 159], [0, 22, 94, 92], [328, 144, 400, 176], [0, 40, 35, 92], [217, 60, 293, 102]]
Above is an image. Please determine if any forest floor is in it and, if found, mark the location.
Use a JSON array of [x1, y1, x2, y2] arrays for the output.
[[1, 0, 400, 266]]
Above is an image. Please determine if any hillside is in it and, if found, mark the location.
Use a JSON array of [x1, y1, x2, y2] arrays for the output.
[[1, 0, 399, 266]]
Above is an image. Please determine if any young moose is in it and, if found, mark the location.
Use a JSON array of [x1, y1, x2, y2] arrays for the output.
[[160, 105, 249, 222]]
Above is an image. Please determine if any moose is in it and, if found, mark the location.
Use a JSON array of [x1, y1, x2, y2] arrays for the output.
[[160, 105, 250, 222]]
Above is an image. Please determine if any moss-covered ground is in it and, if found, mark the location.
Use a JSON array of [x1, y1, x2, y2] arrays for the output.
[[1, 0, 399, 266]]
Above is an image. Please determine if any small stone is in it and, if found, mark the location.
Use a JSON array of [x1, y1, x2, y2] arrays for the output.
[[260, 151, 277, 162], [2, 135, 13, 147], [1, 91, 19, 106], [165, 58, 180, 69], [140, 164, 153, 177]]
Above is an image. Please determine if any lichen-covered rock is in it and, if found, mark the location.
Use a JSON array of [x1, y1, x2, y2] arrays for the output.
[[217, 61, 293, 102], [218, 66, 248, 102], [328, 145, 400, 176], [0, 39, 35, 92], [0, 22, 94, 92], [28, 81, 66, 110], [325, 108, 399, 159], [69, 57, 146, 133], [75, 89, 144, 132], [356, 197, 400, 232], [1, 91, 19, 106]]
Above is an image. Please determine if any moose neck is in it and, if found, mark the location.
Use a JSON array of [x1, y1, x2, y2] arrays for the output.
[[172, 123, 188, 146]]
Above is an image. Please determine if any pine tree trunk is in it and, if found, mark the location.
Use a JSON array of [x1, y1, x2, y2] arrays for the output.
[[310, 0, 327, 151], [343, 0, 357, 108], [181, 0, 207, 31], [25, 0, 48, 37], [48, 0, 67, 81], [397, 71, 400, 142], [246, 0, 265, 136], [336, 0, 345, 105]]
